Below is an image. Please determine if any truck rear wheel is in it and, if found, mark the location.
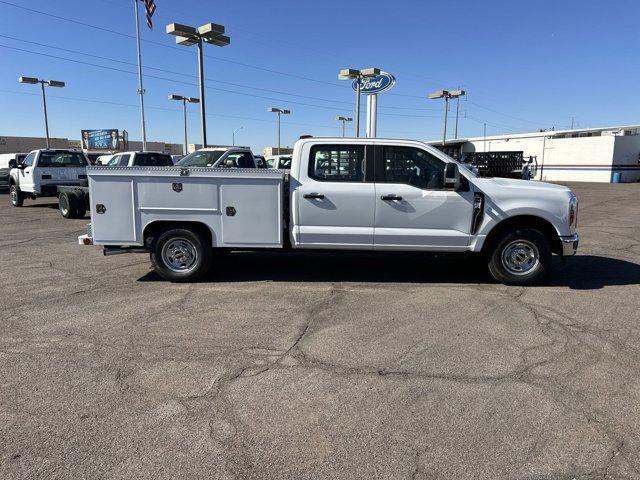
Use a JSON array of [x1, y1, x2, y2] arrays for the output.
[[150, 228, 212, 282], [10, 185, 24, 207], [59, 192, 76, 218], [487, 228, 551, 285]]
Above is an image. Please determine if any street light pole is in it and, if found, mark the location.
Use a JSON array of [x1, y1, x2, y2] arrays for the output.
[[232, 126, 243, 146], [268, 108, 290, 154], [169, 94, 200, 155], [428, 89, 465, 146], [196, 38, 207, 147], [167, 22, 230, 149], [338, 68, 380, 138], [442, 96, 449, 146], [335, 116, 353, 137], [40, 81, 50, 149], [19, 77, 65, 149]]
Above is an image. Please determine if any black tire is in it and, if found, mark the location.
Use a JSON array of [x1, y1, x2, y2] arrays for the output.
[[9, 184, 24, 207], [487, 228, 552, 285], [59, 192, 76, 218], [150, 228, 212, 282], [74, 199, 87, 219]]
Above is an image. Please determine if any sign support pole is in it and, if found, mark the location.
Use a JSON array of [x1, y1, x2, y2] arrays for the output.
[[366, 94, 377, 138]]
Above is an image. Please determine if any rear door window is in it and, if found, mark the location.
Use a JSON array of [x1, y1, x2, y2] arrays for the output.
[[309, 145, 365, 182]]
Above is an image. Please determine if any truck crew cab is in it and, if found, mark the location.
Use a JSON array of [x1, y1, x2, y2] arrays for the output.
[[9, 149, 90, 210], [79, 137, 579, 285]]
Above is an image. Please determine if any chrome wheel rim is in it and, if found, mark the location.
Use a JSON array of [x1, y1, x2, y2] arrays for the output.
[[501, 240, 539, 276], [10, 186, 17, 205], [60, 196, 69, 216], [161, 237, 198, 273]]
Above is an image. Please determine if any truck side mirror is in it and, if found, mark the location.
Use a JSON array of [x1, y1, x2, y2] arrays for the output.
[[8, 159, 17, 169], [444, 162, 461, 190]]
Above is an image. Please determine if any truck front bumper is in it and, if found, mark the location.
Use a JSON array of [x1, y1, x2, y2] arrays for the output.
[[559, 233, 579, 256]]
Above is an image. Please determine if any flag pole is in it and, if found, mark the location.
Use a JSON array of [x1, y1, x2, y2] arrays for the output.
[[134, 0, 147, 150]]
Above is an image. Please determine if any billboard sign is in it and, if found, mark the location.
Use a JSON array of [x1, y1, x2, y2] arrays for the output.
[[81, 129, 119, 150], [352, 72, 396, 95]]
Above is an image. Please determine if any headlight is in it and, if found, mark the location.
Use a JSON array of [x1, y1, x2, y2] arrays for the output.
[[569, 196, 578, 227]]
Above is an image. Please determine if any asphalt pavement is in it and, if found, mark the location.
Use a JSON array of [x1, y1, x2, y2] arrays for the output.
[[1, 182, 640, 479]]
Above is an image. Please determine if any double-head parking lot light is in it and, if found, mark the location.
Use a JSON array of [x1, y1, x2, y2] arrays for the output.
[[335, 116, 353, 137], [268, 107, 291, 154], [19, 76, 65, 148], [338, 68, 380, 137], [167, 22, 230, 148], [169, 94, 200, 155], [429, 89, 465, 145]]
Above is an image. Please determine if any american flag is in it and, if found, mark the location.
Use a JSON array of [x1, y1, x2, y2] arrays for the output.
[[143, 0, 156, 30]]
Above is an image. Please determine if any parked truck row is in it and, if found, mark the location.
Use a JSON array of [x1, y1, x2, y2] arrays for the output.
[[5, 146, 288, 218], [77, 137, 579, 285]]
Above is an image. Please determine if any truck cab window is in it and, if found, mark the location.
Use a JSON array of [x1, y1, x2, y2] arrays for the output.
[[135, 153, 171, 167], [382, 146, 445, 189], [309, 145, 364, 182], [23, 153, 35, 167], [38, 152, 87, 167]]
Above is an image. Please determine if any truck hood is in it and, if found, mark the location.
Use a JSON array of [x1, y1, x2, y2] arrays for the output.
[[477, 177, 571, 193]]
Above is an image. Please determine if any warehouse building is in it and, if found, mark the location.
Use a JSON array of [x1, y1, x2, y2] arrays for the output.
[[431, 125, 640, 183], [0, 135, 184, 156]]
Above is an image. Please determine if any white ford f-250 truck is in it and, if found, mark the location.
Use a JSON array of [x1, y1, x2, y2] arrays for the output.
[[79, 137, 579, 285]]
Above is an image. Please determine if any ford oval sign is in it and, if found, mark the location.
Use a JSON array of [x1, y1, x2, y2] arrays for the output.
[[352, 72, 396, 95]]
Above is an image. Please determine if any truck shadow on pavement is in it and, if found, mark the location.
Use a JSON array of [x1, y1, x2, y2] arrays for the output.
[[17, 201, 90, 219], [138, 251, 640, 290]]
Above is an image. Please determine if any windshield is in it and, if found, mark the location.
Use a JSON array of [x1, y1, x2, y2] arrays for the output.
[[38, 152, 88, 167], [177, 150, 224, 167]]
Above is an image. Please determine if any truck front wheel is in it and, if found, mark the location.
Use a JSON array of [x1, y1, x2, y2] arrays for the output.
[[10, 185, 24, 207], [150, 228, 212, 282], [487, 228, 551, 285]]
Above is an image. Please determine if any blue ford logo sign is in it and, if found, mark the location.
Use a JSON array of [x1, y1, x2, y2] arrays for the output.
[[352, 72, 396, 95]]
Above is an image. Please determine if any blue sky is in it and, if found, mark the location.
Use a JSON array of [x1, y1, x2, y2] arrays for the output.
[[0, 0, 638, 151]]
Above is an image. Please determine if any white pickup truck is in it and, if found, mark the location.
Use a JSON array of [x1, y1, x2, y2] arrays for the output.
[[79, 137, 579, 285], [9, 149, 90, 210]]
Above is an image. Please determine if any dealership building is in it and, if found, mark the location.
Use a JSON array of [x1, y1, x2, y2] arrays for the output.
[[432, 125, 640, 183]]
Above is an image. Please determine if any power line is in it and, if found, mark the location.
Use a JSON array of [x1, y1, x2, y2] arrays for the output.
[[0, 0, 432, 101], [0, 43, 444, 119], [0, 34, 440, 112], [0, 89, 340, 130]]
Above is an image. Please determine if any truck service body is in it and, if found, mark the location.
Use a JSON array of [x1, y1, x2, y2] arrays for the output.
[[79, 137, 579, 285]]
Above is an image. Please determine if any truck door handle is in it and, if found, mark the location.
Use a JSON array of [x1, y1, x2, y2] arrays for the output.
[[303, 193, 325, 199], [381, 194, 403, 201]]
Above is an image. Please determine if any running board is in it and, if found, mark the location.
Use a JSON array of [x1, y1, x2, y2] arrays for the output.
[[103, 246, 150, 256]]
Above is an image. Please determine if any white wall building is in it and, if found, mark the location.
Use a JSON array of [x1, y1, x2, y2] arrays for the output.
[[433, 125, 640, 183]]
